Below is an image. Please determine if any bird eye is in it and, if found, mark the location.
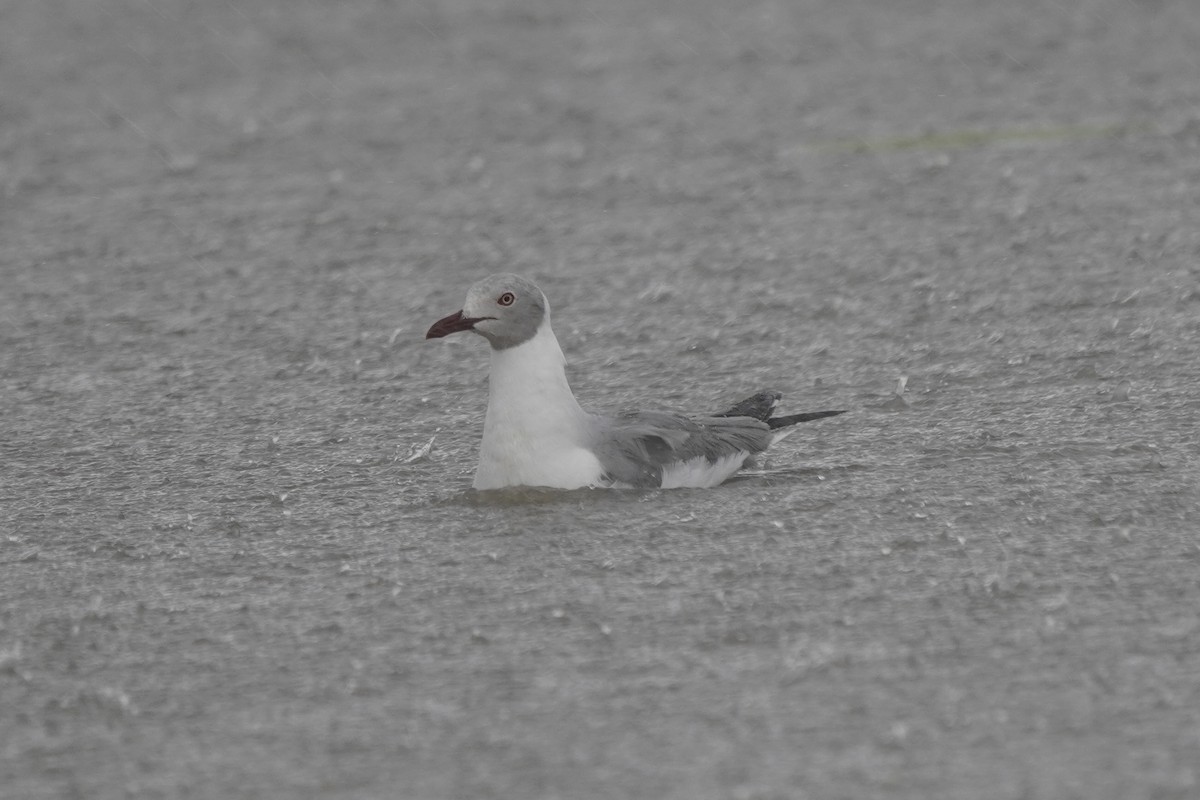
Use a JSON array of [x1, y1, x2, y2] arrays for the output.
[[497, 292, 516, 306]]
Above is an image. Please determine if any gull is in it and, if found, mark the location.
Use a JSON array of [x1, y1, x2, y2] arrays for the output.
[[425, 274, 845, 490]]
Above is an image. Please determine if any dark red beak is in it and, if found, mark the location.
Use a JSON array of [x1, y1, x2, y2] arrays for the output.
[[425, 310, 491, 339]]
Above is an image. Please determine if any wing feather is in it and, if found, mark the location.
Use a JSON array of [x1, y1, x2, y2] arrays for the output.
[[592, 411, 772, 488]]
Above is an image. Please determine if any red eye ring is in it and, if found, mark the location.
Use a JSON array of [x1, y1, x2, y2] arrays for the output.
[[498, 292, 516, 306]]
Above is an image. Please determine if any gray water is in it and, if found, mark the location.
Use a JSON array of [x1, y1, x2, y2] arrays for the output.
[[3, 0, 1200, 798]]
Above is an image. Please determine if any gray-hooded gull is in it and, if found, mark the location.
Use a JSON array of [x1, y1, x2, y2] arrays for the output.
[[426, 274, 845, 490]]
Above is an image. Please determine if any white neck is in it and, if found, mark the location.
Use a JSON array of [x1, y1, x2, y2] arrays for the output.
[[473, 322, 602, 489]]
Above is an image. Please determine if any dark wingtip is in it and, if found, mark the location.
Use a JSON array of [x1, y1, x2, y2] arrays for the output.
[[713, 390, 783, 421], [767, 409, 848, 429]]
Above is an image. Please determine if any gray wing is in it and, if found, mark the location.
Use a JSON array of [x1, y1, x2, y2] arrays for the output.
[[590, 410, 773, 488]]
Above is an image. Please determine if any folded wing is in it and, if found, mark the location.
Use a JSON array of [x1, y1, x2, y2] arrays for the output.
[[591, 410, 772, 488]]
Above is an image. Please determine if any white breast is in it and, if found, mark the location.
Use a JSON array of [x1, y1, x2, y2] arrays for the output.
[[474, 323, 604, 490]]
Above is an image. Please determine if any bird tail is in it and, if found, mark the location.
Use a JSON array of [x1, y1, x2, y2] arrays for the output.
[[714, 390, 846, 430]]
